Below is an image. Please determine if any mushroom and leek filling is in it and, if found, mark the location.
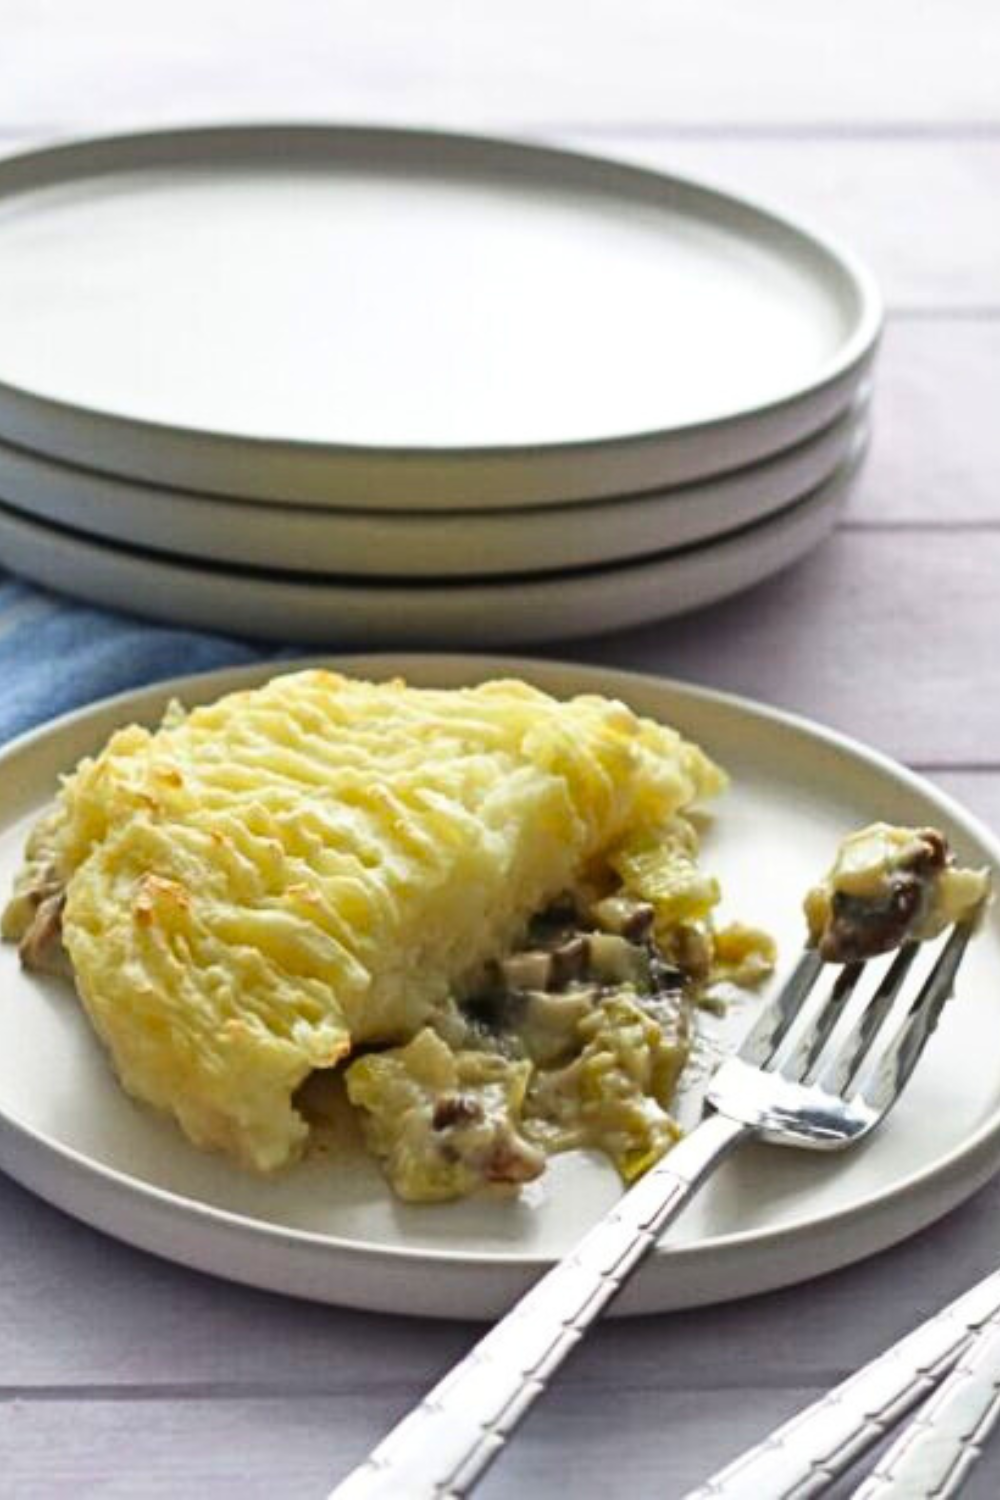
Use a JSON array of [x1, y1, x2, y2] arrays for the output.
[[2, 669, 774, 1204], [343, 811, 778, 1203], [345, 882, 737, 1201], [805, 823, 989, 964]]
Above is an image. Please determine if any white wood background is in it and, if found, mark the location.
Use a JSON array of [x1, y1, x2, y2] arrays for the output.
[[2, 3, 1000, 1495]]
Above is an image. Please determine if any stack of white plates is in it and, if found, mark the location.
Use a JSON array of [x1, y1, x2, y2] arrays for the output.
[[0, 126, 880, 645]]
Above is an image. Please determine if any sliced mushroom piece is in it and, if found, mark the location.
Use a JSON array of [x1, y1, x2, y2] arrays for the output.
[[823, 879, 926, 964], [592, 894, 656, 943], [18, 892, 73, 979], [909, 828, 949, 875], [431, 1093, 485, 1130], [665, 924, 713, 982], [549, 935, 590, 988]]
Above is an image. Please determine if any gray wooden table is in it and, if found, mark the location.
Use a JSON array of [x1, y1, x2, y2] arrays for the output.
[[2, 3, 999, 1495]]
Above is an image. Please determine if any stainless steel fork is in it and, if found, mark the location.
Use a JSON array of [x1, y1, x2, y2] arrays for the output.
[[328, 919, 979, 1500]]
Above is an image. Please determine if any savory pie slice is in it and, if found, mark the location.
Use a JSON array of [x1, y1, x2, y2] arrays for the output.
[[2, 669, 772, 1198]]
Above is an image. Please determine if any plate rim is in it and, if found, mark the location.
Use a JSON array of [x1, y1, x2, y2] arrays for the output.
[[0, 123, 883, 507], [0, 446, 855, 645], [0, 396, 868, 574], [0, 650, 996, 1280], [0, 436, 862, 593]]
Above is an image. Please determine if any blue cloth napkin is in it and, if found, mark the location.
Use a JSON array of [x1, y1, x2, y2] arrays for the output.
[[0, 574, 294, 748]]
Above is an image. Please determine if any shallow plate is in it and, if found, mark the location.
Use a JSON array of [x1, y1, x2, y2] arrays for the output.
[[0, 442, 861, 645], [0, 126, 880, 508], [0, 402, 867, 578], [0, 653, 997, 1320]]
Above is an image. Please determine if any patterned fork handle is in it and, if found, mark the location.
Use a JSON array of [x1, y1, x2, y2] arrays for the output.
[[684, 1268, 1000, 1500], [852, 1306, 1000, 1499], [328, 1112, 748, 1500]]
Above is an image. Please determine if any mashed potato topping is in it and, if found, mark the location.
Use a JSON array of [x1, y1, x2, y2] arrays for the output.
[[3, 669, 772, 1199]]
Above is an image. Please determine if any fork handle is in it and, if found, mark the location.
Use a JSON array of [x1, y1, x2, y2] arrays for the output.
[[851, 1306, 1000, 1499], [683, 1267, 1000, 1500], [327, 1112, 748, 1500]]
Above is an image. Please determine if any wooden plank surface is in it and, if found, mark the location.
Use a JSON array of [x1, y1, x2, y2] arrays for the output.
[[581, 529, 1000, 766], [938, 772, 1000, 830], [3, 2, 1000, 1496], [569, 137, 1000, 311], [4, 1393, 995, 1500], [847, 324, 1000, 523], [1, 1, 999, 130], [0, 1151, 998, 1392], [0, 1390, 820, 1500]]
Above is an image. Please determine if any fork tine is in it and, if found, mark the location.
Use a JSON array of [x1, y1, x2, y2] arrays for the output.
[[810, 942, 920, 1094], [766, 958, 854, 1079], [889, 927, 975, 1095], [795, 961, 865, 1082], [738, 948, 824, 1068], [847, 923, 975, 1107]]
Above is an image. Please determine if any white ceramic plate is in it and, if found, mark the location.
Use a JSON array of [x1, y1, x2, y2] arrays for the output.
[[0, 442, 861, 645], [0, 653, 998, 1320], [0, 126, 881, 509], [0, 403, 867, 578]]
